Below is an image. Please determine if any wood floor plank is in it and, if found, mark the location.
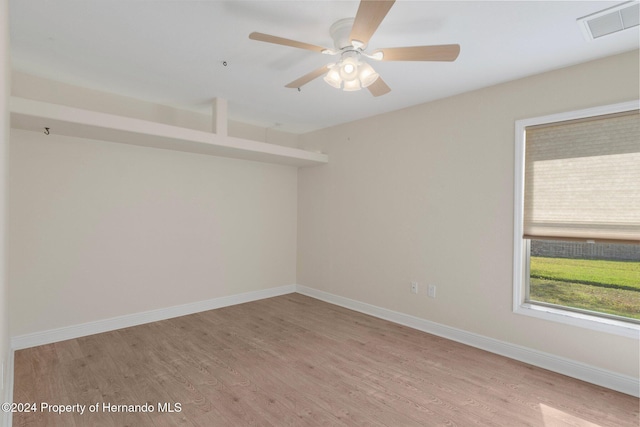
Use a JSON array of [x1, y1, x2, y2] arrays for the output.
[[13, 294, 639, 426]]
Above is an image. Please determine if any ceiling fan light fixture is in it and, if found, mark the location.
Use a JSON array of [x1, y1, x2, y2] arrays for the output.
[[323, 53, 379, 92], [323, 65, 342, 88], [343, 79, 361, 91], [338, 56, 360, 81], [358, 62, 379, 88]]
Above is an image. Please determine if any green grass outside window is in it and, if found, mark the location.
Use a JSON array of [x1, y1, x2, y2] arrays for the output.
[[529, 257, 640, 320]]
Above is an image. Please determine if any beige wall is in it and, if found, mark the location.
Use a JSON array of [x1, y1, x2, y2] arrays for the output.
[[12, 72, 299, 148], [1, 0, 10, 412], [297, 50, 640, 378], [9, 129, 297, 336]]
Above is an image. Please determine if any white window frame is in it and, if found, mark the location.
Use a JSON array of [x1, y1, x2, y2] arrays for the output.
[[513, 100, 640, 339]]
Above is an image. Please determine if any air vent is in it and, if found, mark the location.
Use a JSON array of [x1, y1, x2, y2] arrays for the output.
[[577, 1, 639, 41]]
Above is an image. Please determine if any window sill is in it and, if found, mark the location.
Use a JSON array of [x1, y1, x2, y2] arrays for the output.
[[515, 303, 640, 339]]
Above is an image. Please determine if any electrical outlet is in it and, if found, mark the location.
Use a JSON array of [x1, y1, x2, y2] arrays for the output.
[[410, 281, 418, 294], [428, 284, 437, 298]]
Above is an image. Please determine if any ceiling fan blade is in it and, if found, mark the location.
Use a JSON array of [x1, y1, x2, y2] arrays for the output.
[[375, 44, 460, 62], [249, 32, 329, 53], [350, 0, 395, 46], [367, 76, 391, 97], [285, 65, 330, 89]]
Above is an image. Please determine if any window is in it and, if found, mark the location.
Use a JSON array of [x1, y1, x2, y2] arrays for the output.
[[513, 101, 640, 338]]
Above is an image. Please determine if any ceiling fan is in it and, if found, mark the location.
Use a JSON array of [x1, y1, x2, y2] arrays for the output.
[[249, 0, 460, 97]]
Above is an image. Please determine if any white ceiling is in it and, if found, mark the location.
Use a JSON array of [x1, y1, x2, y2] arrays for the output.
[[9, 1, 640, 134]]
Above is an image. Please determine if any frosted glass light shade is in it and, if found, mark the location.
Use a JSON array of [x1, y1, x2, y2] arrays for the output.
[[339, 57, 360, 81], [324, 66, 342, 89], [343, 79, 361, 91], [358, 62, 379, 88]]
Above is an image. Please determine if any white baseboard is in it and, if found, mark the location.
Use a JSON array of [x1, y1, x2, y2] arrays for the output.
[[295, 285, 639, 398], [11, 285, 296, 350]]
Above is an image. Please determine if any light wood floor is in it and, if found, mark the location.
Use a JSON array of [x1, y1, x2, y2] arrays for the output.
[[13, 294, 639, 426]]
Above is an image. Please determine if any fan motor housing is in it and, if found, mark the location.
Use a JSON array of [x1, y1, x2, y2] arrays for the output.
[[330, 18, 357, 49]]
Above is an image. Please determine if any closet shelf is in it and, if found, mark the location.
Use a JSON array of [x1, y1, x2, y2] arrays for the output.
[[10, 97, 328, 167]]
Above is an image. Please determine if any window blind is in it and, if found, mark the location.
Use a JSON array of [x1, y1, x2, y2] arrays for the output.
[[523, 110, 640, 243]]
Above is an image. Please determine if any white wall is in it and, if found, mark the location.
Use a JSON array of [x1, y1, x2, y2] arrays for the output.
[[11, 72, 299, 148], [0, 0, 10, 422], [9, 128, 298, 336], [297, 50, 640, 378]]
